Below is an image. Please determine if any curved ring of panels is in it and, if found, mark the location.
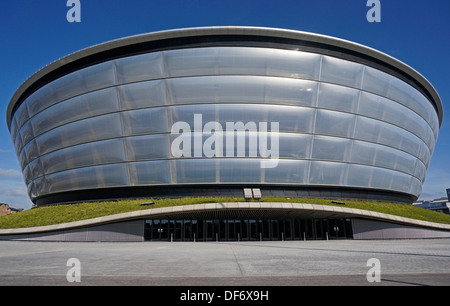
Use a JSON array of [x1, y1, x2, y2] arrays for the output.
[[7, 27, 442, 205]]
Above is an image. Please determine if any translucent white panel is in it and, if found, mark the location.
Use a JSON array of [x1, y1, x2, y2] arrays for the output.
[[265, 78, 318, 106], [314, 109, 356, 138], [268, 105, 315, 134], [350, 140, 418, 176], [218, 47, 279, 76], [354, 116, 425, 158], [27, 180, 33, 199], [47, 164, 129, 193], [264, 159, 309, 184], [389, 171, 414, 194], [25, 84, 58, 118], [71, 61, 117, 96], [124, 134, 170, 161], [19, 121, 34, 148], [400, 91, 437, 132], [384, 76, 434, 124], [357, 92, 394, 122], [395, 131, 425, 162], [217, 104, 266, 126], [174, 158, 217, 183], [18, 150, 28, 171], [10, 116, 18, 145], [409, 177, 422, 197], [217, 47, 322, 79], [36, 113, 123, 155], [417, 141, 431, 168], [32, 176, 49, 198], [384, 76, 415, 105], [317, 83, 360, 113], [410, 94, 438, 131], [128, 160, 171, 185], [218, 104, 316, 134], [168, 104, 217, 129], [136, 103, 316, 139], [358, 91, 435, 148], [347, 164, 413, 193], [167, 76, 267, 104], [14, 131, 23, 157], [14, 102, 29, 131], [169, 105, 314, 138], [167, 77, 222, 104], [41, 139, 126, 175], [167, 76, 318, 107], [164, 47, 219, 77], [431, 111, 439, 140], [115, 52, 163, 84], [121, 107, 168, 136], [23, 165, 32, 186], [346, 164, 372, 188], [213, 76, 263, 103], [26, 61, 116, 117], [169, 130, 282, 161], [31, 87, 120, 137], [362, 66, 437, 128], [27, 158, 44, 182], [320, 56, 363, 88], [164, 47, 322, 80], [422, 127, 435, 153], [350, 140, 388, 167], [309, 161, 348, 185], [264, 49, 321, 80], [413, 159, 426, 182], [170, 132, 225, 159], [370, 167, 395, 191], [27, 180, 36, 198], [219, 158, 261, 183], [23, 139, 39, 163], [311, 136, 352, 162], [118, 80, 165, 110], [361, 66, 391, 98], [278, 133, 312, 159]]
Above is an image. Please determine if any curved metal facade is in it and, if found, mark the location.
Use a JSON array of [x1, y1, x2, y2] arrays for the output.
[[7, 28, 441, 205]]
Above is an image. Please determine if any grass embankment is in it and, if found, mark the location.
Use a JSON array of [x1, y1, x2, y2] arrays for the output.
[[1, 196, 450, 229]]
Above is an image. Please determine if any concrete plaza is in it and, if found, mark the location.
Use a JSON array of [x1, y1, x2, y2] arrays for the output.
[[0, 239, 449, 286]]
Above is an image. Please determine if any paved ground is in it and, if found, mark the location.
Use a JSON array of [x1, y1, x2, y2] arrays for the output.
[[0, 239, 449, 286]]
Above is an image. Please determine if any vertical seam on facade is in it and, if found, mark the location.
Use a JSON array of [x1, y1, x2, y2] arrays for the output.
[[113, 60, 132, 186]]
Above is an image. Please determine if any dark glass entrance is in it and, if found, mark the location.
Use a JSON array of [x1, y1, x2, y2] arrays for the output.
[[144, 218, 353, 241]]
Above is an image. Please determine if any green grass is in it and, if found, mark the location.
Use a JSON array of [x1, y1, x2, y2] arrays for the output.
[[1, 196, 450, 229]]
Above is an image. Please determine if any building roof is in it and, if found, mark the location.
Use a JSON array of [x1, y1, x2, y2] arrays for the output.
[[6, 26, 443, 129]]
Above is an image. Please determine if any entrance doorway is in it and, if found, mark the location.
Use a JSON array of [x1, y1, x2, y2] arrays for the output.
[[144, 218, 353, 241]]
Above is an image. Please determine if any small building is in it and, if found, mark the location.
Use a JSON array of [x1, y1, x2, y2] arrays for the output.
[[413, 189, 450, 214], [0, 204, 22, 217], [414, 200, 450, 214]]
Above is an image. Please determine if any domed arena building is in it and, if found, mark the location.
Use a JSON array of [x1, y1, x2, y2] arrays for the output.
[[3, 27, 449, 242]]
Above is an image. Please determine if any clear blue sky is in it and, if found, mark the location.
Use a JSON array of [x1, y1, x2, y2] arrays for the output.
[[0, 0, 448, 209]]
